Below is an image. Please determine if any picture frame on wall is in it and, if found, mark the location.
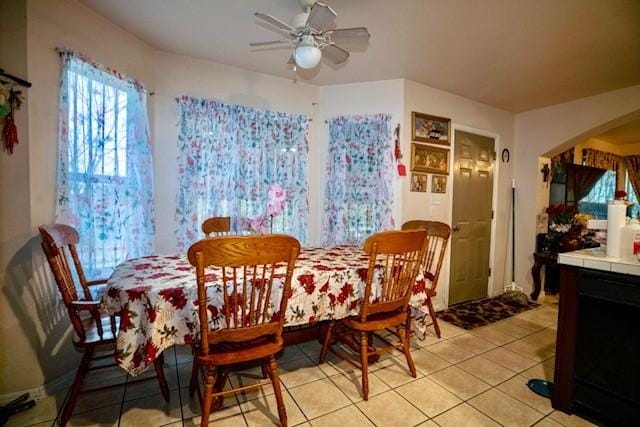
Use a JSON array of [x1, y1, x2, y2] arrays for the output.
[[411, 143, 450, 174], [431, 175, 447, 193], [410, 173, 428, 192], [411, 112, 451, 145]]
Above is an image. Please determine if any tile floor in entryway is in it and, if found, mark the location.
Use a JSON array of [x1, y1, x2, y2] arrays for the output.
[[7, 301, 597, 427]]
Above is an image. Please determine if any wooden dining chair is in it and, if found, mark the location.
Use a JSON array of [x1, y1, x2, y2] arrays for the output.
[[401, 220, 451, 338], [318, 230, 428, 400], [39, 224, 170, 426], [187, 234, 301, 427], [202, 216, 231, 237]]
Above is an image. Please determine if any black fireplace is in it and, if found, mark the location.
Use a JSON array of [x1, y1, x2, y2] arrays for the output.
[[573, 269, 640, 424]]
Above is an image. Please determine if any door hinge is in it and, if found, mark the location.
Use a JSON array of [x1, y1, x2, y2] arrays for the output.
[[488, 267, 492, 276], [491, 210, 494, 219], [493, 151, 497, 161]]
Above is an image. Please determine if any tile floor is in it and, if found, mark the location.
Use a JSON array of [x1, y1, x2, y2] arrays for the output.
[[7, 302, 598, 427]]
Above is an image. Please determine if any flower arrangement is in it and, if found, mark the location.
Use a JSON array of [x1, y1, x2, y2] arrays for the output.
[[544, 204, 592, 252], [248, 184, 287, 234]]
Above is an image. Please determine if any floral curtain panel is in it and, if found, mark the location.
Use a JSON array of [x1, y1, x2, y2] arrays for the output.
[[175, 96, 310, 251], [322, 114, 394, 245], [55, 50, 155, 279], [583, 148, 621, 171]]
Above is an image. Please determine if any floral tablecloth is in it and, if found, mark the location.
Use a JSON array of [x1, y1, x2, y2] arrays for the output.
[[102, 246, 432, 375]]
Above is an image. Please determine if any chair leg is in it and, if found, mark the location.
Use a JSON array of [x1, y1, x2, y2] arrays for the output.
[[402, 313, 417, 378], [212, 367, 229, 410], [153, 353, 170, 402], [60, 346, 94, 426], [261, 360, 269, 379], [426, 296, 441, 338], [359, 331, 369, 401], [267, 355, 287, 427], [189, 357, 199, 396], [318, 322, 334, 363], [200, 368, 214, 427]]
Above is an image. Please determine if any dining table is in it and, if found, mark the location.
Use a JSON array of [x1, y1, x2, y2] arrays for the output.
[[101, 245, 434, 375]]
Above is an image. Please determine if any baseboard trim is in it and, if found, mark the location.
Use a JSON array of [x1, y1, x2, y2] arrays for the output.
[[0, 370, 74, 404]]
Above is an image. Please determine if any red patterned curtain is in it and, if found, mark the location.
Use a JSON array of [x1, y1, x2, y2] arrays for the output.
[[583, 148, 621, 171], [625, 155, 640, 199]]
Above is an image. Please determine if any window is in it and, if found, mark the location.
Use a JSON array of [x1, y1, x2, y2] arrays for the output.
[[578, 169, 640, 219], [56, 51, 154, 279], [578, 170, 616, 219], [322, 114, 395, 245], [174, 97, 310, 251]]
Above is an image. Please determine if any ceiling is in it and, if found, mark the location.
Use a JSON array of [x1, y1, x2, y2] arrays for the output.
[[79, 0, 640, 112], [597, 119, 640, 145]]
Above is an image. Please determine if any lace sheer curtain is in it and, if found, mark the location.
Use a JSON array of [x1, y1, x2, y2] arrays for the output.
[[174, 96, 310, 251], [322, 114, 394, 245], [55, 50, 155, 279]]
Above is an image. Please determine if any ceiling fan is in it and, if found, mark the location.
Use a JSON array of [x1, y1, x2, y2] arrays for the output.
[[251, 0, 370, 70]]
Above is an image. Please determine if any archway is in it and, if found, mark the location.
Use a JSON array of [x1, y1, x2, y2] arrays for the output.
[[530, 109, 640, 300]]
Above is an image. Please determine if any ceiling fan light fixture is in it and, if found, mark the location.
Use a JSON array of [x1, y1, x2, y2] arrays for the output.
[[294, 44, 321, 69]]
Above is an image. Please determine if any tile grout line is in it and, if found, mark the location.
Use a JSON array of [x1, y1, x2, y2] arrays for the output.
[[414, 313, 558, 426], [168, 346, 187, 427], [431, 321, 555, 422], [40, 308, 562, 427]]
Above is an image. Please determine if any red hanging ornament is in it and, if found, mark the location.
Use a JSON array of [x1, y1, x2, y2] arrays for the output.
[[394, 124, 407, 176], [2, 89, 22, 155]]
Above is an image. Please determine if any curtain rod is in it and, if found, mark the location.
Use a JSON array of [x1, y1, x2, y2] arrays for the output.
[[0, 68, 32, 88], [55, 48, 154, 96]]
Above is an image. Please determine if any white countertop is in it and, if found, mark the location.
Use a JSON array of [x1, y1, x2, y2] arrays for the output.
[[558, 248, 640, 276]]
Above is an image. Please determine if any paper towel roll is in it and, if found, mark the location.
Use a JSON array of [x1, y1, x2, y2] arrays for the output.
[[606, 202, 627, 258]]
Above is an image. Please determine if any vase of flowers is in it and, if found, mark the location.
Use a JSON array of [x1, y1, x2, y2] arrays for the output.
[[248, 184, 287, 234]]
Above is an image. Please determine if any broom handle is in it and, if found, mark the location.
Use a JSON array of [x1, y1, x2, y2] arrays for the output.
[[512, 180, 516, 283]]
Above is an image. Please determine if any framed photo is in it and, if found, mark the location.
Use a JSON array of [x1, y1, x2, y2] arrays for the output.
[[431, 175, 447, 194], [411, 143, 450, 174], [411, 112, 451, 145], [410, 173, 428, 192]]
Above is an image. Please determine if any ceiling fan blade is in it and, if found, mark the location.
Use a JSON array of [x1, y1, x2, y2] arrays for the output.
[[322, 44, 349, 64], [255, 12, 297, 34], [306, 2, 337, 32], [250, 39, 291, 47], [326, 27, 370, 44]]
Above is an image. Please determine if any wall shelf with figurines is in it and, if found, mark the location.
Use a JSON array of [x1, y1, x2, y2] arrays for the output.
[[0, 67, 31, 155]]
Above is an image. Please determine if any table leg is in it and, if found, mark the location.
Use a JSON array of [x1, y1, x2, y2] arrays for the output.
[[531, 260, 543, 301]]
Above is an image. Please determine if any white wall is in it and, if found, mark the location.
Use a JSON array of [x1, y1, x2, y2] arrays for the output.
[[10, 0, 640, 398], [0, 0, 35, 397], [152, 51, 319, 252], [514, 85, 640, 293], [318, 79, 406, 239], [404, 80, 515, 308], [5, 0, 319, 395], [0, 0, 158, 397]]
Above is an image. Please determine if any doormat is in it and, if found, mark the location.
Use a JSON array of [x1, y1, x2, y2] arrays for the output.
[[436, 296, 539, 330]]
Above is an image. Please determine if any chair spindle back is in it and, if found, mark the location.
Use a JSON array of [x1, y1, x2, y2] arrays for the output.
[[39, 224, 93, 340], [187, 234, 301, 354], [401, 221, 451, 290], [360, 230, 427, 322]]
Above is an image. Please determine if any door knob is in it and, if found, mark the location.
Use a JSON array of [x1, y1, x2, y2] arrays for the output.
[[452, 225, 461, 231]]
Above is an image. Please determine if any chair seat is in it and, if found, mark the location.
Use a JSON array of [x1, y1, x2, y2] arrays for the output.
[[343, 310, 407, 332], [76, 315, 118, 346], [197, 338, 283, 366]]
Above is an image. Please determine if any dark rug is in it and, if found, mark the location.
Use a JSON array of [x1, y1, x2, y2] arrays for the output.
[[437, 296, 540, 330]]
